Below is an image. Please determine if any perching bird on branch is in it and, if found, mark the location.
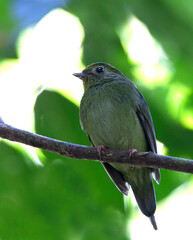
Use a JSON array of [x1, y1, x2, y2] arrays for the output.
[[73, 62, 160, 230]]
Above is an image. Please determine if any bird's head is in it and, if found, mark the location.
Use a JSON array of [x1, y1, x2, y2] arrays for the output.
[[73, 62, 125, 91]]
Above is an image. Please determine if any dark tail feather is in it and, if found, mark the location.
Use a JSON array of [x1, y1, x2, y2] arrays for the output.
[[149, 215, 157, 230], [132, 187, 156, 216], [132, 178, 157, 230]]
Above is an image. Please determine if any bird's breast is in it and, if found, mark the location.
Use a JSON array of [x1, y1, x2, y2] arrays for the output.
[[80, 84, 147, 152]]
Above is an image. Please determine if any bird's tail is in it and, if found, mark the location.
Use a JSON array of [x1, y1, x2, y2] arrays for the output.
[[131, 173, 158, 230], [149, 215, 157, 230]]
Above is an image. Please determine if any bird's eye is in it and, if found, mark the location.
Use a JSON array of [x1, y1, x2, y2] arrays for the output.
[[96, 67, 104, 73]]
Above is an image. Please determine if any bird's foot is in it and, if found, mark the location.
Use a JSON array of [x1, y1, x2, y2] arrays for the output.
[[128, 148, 137, 158], [97, 145, 106, 157], [128, 149, 137, 169]]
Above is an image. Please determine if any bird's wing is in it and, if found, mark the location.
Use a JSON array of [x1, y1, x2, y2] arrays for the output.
[[101, 162, 130, 196], [87, 135, 130, 196], [135, 89, 160, 184]]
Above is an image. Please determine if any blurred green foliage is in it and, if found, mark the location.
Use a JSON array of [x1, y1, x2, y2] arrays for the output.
[[0, 0, 193, 239]]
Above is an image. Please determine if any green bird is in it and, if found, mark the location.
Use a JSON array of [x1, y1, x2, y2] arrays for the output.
[[73, 62, 160, 230]]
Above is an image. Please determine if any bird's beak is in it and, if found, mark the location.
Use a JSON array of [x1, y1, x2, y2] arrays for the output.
[[73, 72, 87, 80]]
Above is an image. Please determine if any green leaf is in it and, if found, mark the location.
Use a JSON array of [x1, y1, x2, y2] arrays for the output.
[[0, 139, 129, 239]]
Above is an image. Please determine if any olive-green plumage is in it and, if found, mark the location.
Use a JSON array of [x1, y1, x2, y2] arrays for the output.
[[73, 62, 160, 230]]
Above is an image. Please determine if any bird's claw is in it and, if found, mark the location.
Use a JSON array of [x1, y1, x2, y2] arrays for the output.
[[97, 145, 106, 157], [128, 148, 137, 158], [128, 149, 137, 169]]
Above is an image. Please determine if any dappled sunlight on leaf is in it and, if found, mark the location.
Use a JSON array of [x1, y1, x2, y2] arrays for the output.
[[0, 8, 84, 131], [0, 9, 84, 165], [167, 83, 190, 119], [0, 58, 36, 130], [17, 8, 84, 105], [132, 64, 172, 87], [166, 82, 193, 130], [118, 16, 173, 87], [181, 110, 193, 130]]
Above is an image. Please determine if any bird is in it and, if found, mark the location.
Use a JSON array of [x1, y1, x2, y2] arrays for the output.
[[73, 62, 160, 230]]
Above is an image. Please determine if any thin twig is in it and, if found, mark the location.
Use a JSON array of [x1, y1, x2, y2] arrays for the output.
[[0, 121, 193, 173]]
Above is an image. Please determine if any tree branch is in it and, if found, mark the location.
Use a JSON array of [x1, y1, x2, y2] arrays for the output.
[[0, 121, 193, 174]]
